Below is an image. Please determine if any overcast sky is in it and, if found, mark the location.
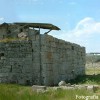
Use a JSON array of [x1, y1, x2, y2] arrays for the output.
[[0, 0, 100, 53]]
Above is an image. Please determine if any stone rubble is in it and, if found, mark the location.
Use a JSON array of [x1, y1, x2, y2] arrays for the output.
[[32, 84, 100, 93], [32, 85, 47, 93]]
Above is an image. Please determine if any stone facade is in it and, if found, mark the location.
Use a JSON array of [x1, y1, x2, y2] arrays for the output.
[[0, 23, 85, 86]]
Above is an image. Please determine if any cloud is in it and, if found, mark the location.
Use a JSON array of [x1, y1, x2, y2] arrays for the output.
[[52, 17, 100, 40], [70, 17, 100, 37], [51, 17, 100, 52]]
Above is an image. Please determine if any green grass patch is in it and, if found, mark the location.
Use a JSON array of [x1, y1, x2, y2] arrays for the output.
[[0, 84, 99, 100]]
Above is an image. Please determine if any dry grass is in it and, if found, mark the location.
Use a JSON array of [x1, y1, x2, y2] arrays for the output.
[[86, 62, 100, 75]]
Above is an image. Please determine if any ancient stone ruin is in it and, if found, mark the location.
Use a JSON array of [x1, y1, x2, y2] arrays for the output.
[[0, 22, 85, 86]]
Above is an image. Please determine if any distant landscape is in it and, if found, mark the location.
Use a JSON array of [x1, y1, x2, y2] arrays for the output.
[[86, 53, 100, 75]]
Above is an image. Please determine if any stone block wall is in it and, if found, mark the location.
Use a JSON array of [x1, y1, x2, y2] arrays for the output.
[[0, 40, 34, 84], [40, 35, 85, 85], [0, 26, 85, 86]]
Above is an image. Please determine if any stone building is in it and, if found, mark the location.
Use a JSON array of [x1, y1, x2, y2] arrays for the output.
[[0, 22, 85, 86]]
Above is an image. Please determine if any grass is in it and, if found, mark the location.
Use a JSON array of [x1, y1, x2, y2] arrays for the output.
[[0, 72, 100, 100], [0, 84, 99, 100], [86, 66, 100, 75]]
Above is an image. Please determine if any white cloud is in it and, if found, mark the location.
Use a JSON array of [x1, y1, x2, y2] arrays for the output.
[[70, 17, 100, 37], [51, 17, 100, 52], [52, 17, 100, 40]]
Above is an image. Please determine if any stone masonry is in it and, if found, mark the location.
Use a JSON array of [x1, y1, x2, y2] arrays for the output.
[[0, 23, 85, 86]]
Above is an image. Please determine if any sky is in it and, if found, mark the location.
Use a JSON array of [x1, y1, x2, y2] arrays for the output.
[[0, 0, 100, 53]]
